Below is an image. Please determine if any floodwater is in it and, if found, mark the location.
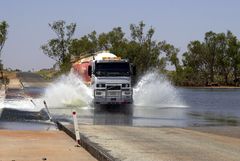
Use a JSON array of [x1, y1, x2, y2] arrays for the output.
[[178, 88, 240, 126], [44, 71, 240, 127], [0, 76, 57, 130], [1, 72, 240, 128], [47, 88, 240, 127]]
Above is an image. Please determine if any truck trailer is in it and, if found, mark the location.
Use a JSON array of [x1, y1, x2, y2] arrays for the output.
[[72, 51, 135, 105]]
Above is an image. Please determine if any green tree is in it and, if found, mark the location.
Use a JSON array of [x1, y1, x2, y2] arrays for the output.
[[204, 31, 218, 83], [181, 30, 240, 86], [41, 20, 76, 72], [108, 27, 126, 49], [69, 36, 95, 56], [69, 31, 100, 57], [159, 41, 180, 71], [215, 33, 231, 85], [0, 21, 8, 57], [226, 31, 240, 84], [0, 21, 9, 79], [87, 31, 98, 52], [69, 27, 127, 59], [182, 40, 209, 85], [128, 21, 166, 74], [68, 21, 179, 80], [107, 27, 128, 58]]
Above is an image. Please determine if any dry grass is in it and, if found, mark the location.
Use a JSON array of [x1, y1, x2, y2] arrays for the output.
[[3, 71, 17, 79]]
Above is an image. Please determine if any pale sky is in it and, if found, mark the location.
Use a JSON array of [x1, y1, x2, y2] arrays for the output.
[[1, 0, 240, 71]]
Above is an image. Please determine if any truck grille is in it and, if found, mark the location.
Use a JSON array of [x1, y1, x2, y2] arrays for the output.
[[107, 91, 121, 97], [107, 85, 121, 90]]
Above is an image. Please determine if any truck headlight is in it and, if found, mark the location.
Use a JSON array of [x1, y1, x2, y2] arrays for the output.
[[122, 84, 130, 88], [122, 90, 132, 95], [95, 90, 106, 96], [96, 84, 106, 88]]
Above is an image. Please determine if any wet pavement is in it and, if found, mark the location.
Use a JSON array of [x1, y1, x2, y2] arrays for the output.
[[0, 72, 53, 130], [0, 121, 57, 131]]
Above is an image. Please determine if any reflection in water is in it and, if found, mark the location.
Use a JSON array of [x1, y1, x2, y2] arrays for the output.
[[133, 106, 188, 127], [0, 108, 49, 121], [93, 105, 133, 126], [49, 104, 189, 127]]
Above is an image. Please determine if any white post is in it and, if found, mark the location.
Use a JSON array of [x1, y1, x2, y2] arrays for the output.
[[43, 100, 52, 121], [72, 111, 80, 145]]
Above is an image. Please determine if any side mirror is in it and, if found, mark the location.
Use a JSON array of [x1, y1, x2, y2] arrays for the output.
[[132, 65, 136, 76], [88, 65, 92, 77]]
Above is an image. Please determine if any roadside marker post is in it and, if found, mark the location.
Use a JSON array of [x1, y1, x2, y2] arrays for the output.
[[30, 99, 36, 107], [72, 111, 81, 145], [43, 100, 52, 121]]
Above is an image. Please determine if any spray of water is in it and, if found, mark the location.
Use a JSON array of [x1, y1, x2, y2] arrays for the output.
[[43, 70, 186, 108], [1, 70, 186, 113], [0, 71, 93, 118], [42, 71, 93, 108], [1, 92, 42, 112], [134, 71, 186, 108]]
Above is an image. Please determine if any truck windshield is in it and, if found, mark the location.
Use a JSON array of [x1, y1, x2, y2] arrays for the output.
[[95, 62, 130, 76]]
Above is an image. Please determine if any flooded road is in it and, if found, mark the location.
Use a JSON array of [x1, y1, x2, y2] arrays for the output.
[[0, 72, 57, 130], [49, 89, 240, 128], [1, 72, 240, 129]]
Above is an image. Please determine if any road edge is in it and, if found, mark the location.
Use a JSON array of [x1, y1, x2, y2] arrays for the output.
[[56, 121, 116, 161]]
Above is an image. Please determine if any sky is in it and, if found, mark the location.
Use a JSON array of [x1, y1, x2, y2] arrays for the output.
[[1, 0, 240, 71]]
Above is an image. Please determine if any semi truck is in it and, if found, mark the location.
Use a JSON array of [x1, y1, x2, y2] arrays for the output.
[[72, 51, 135, 105]]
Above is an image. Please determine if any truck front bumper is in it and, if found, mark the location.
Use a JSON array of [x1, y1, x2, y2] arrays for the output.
[[94, 96, 133, 105]]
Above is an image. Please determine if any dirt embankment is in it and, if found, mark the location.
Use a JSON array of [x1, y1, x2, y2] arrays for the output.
[[3, 71, 17, 79], [3, 71, 23, 89], [0, 130, 96, 161]]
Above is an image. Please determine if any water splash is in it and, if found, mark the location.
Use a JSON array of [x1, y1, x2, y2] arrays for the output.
[[43, 71, 186, 108], [42, 71, 93, 108], [3, 99, 42, 111], [134, 71, 186, 108], [1, 71, 186, 111]]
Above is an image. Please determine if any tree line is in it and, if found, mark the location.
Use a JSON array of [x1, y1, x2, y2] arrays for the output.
[[174, 31, 240, 86], [42, 20, 240, 86], [42, 20, 180, 79], [1, 20, 240, 86]]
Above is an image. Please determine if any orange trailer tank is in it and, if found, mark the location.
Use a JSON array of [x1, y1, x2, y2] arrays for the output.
[[72, 61, 91, 84]]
